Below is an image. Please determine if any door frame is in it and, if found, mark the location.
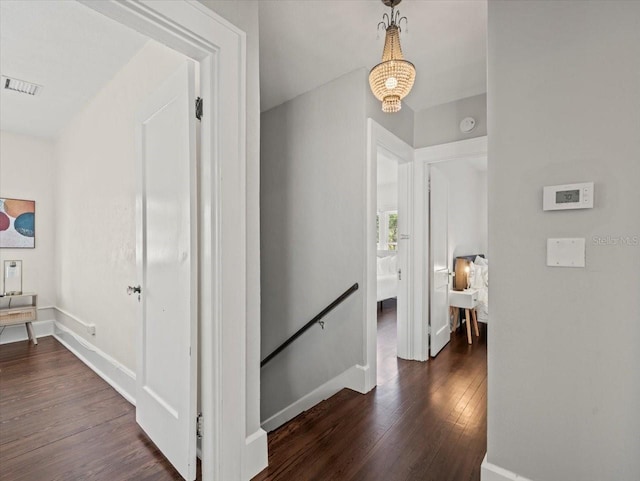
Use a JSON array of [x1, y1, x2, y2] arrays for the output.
[[364, 119, 415, 392], [78, 1, 251, 480], [414, 136, 488, 357]]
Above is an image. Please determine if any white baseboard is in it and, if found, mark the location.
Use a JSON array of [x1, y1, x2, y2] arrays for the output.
[[54, 306, 96, 335], [243, 428, 268, 480], [53, 321, 136, 405], [481, 455, 533, 481], [261, 363, 368, 433], [0, 317, 55, 345], [349, 364, 371, 394], [0, 306, 136, 405]]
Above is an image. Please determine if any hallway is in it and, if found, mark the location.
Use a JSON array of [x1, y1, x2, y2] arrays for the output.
[[0, 305, 486, 480], [253, 303, 487, 481]]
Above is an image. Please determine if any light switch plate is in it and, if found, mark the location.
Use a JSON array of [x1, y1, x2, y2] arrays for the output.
[[547, 238, 586, 267]]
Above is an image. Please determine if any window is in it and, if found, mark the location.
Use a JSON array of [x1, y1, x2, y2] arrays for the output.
[[387, 212, 398, 250], [377, 210, 398, 251]]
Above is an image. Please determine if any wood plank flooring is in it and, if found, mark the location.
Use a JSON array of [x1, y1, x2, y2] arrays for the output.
[[1, 303, 486, 481], [0, 337, 197, 481], [253, 301, 487, 481]]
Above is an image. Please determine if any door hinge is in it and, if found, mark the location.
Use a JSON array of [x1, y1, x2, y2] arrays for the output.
[[196, 412, 203, 439], [195, 97, 203, 121]]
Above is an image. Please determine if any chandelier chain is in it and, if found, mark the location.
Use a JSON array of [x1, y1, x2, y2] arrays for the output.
[[377, 6, 408, 33]]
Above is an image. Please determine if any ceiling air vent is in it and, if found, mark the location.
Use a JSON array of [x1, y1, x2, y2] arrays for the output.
[[2, 76, 42, 96]]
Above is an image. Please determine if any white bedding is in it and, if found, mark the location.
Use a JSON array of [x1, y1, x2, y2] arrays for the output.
[[469, 256, 489, 322], [377, 254, 397, 302], [377, 274, 397, 302]]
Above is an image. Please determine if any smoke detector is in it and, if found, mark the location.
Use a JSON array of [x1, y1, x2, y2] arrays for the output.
[[2, 76, 42, 96], [459, 117, 476, 133]]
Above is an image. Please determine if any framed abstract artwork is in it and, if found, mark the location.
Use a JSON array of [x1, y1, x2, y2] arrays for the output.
[[0, 198, 36, 248]]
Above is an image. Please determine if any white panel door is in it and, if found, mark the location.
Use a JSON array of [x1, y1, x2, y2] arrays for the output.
[[429, 165, 450, 357], [396, 161, 411, 359], [135, 61, 197, 481]]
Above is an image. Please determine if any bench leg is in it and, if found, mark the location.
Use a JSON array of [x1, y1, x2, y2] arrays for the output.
[[26, 322, 38, 345]]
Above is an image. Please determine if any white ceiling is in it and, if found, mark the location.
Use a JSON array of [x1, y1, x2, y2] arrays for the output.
[[258, 0, 487, 113], [0, 0, 147, 139], [0, 1, 487, 137]]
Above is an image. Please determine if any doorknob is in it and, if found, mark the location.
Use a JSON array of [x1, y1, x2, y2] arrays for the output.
[[127, 285, 142, 295]]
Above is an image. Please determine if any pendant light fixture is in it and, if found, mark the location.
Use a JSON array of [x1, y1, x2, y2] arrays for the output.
[[369, 0, 416, 113]]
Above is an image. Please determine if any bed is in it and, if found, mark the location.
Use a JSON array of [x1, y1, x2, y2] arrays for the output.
[[377, 253, 397, 303], [453, 255, 489, 323]]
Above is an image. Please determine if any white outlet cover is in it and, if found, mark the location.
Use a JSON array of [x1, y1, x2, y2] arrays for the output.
[[547, 238, 586, 267]]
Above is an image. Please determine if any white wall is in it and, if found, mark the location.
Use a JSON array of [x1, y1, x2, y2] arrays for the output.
[[54, 41, 186, 371], [377, 152, 398, 212], [434, 160, 488, 271], [414, 94, 487, 148], [487, 2, 640, 480], [377, 182, 397, 212], [261, 69, 366, 422], [0, 131, 55, 307], [367, 86, 415, 147]]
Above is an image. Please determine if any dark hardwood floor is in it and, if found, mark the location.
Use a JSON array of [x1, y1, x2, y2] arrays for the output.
[[1, 304, 486, 481], [0, 337, 197, 481], [253, 300, 488, 481]]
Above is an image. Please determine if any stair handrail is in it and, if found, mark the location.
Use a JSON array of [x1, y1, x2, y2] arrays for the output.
[[260, 282, 359, 368]]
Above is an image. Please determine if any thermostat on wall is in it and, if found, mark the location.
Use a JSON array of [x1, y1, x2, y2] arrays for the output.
[[543, 182, 594, 211]]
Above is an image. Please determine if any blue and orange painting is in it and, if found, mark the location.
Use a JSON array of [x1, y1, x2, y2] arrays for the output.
[[0, 198, 35, 248]]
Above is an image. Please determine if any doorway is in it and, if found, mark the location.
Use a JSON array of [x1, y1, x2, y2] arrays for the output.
[[365, 122, 488, 391], [416, 137, 489, 357], [3, 1, 250, 479], [365, 119, 417, 392], [59, 4, 250, 478], [375, 149, 400, 383], [2, 2, 198, 477]]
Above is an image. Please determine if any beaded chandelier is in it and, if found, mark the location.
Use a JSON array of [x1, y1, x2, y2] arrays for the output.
[[369, 0, 416, 113]]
